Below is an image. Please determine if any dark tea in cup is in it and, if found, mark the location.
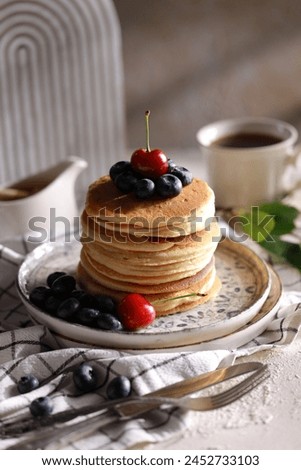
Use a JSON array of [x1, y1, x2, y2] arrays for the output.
[[212, 132, 283, 148]]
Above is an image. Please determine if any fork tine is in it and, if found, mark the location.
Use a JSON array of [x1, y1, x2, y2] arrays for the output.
[[212, 368, 269, 408], [211, 365, 270, 409], [175, 365, 270, 412]]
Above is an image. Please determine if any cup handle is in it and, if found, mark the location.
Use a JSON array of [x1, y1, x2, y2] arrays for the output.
[[0, 244, 25, 266], [286, 143, 301, 165], [284, 144, 301, 191]]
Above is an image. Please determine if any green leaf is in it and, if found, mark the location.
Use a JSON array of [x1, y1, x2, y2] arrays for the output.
[[239, 201, 301, 272], [260, 239, 301, 272], [258, 202, 298, 236], [240, 207, 275, 243]]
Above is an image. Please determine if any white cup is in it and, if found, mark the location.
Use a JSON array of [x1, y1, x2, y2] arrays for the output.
[[196, 117, 300, 208]]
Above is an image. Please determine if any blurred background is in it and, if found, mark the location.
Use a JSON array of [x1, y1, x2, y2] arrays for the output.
[[113, 0, 301, 150]]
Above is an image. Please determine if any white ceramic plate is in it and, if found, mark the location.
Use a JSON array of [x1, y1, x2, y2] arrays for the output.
[[17, 237, 273, 350], [55, 266, 282, 353]]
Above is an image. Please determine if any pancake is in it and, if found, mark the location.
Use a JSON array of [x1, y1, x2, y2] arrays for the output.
[[80, 218, 220, 286], [82, 241, 216, 275], [81, 209, 221, 252], [77, 262, 221, 316], [84, 175, 215, 237], [77, 173, 221, 316], [80, 247, 215, 292]]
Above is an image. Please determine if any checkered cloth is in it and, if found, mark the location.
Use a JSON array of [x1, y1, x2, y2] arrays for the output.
[[0, 231, 301, 449]]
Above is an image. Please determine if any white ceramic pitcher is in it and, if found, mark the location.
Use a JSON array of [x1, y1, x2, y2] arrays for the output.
[[0, 156, 87, 241]]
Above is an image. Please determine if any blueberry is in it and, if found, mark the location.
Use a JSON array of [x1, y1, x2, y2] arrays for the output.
[[70, 289, 86, 301], [46, 271, 66, 288], [97, 313, 123, 331], [29, 396, 53, 417], [44, 295, 61, 314], [167, 158, 177, 171], [71, 289, 87, 300], [73, 362, 99, 392], [93, 295, 117, 314], [115, 171, 138, 193], [109, 161, 132, 181], [134, 178, 155, 199], [78, 293, 99, 309], [56, 297, 80, 320], [51, 275, 76, 297], [76, 307, 100, 326], [17, 374, 40, 394], [156, 174, 182, 198], [71, 290, 98, 309], [106, 376, 131, 400], [171, 166, 193, 186], [29, 286, 50, 308]]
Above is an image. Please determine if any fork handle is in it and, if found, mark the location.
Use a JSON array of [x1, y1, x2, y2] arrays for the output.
[[7, 411, 120, 450]]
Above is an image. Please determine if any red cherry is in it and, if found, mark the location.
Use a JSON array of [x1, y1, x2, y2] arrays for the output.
[[117, 293, 156, 331], [131, 148, 168, 178], [130, 110, 169, 178]]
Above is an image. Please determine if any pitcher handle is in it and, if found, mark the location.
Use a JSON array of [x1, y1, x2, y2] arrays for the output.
[[0, 244, 25, 265]]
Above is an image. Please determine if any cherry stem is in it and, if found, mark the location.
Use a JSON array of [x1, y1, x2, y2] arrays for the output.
[[145, 110, 151, 152]]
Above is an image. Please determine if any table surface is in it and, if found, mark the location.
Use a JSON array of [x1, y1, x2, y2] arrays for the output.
[[152, 338, 301, 450]]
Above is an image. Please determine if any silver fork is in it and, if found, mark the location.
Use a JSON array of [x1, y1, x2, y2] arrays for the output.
[[5, 362, 269, 449], [118, 363, 269, 416]]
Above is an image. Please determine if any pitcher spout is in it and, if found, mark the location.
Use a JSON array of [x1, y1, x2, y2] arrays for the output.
[[40, 156, 88, 192], [57, 156, 88, 184]]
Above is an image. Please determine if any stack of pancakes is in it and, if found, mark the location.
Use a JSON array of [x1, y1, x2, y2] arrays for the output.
[[77, 175, 221, 316]]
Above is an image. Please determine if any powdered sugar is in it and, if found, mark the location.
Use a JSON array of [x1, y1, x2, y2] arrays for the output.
[[158, 337, 301, 449]]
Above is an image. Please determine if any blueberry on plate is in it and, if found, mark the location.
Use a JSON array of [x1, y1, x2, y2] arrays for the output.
[[51, 275, 76, 297], [29, 396, 53, 417], [93, 295, 117, 314], [46, 271, 67, 288], [73, 362, 99, 392], [70, 289, 86, 301], [78, 293, 99, 309], [156, 174, 182, 198], [71, 290, 99, 309], [97, 313, 123, 331], [29, 286, 50, 309], [171, 166, 193, 186], [76, 307, 100, 326], [56, 297, 80, 320], [17, 374, 40, 394], [109, 161, 131, 181], [106, 376, 131, 400], [44, 294, 61, 314], [134, 178, 155, 199]]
